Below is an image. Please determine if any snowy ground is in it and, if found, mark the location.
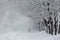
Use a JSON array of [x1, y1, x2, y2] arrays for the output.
[[0, 31, 60, 40]]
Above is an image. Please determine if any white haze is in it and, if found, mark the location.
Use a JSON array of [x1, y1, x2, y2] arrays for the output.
[[0, 10, 38, 34]]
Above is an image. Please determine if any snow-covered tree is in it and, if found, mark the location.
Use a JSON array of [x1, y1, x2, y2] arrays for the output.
[[24, 0, 60, 35]]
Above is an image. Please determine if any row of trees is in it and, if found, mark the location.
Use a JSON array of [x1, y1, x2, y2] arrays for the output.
[[14, 0, 60, 35], [29, 0, 60, 35], [43, 0, 58, 35]]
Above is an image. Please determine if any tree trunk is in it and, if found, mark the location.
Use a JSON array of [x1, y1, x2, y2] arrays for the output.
[[58, 24, 60, 33]]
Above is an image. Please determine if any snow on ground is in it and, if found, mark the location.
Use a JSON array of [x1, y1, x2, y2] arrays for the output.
[[0, 31, 60, 40]]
